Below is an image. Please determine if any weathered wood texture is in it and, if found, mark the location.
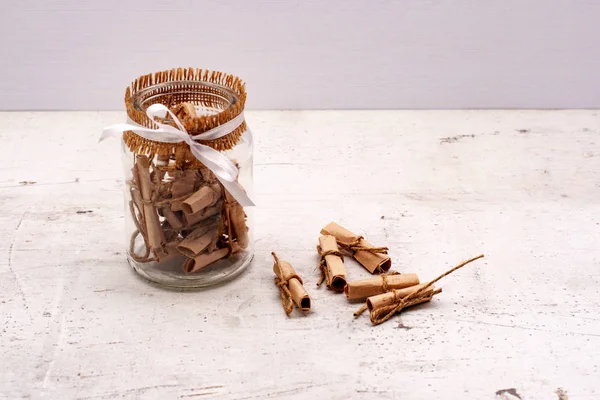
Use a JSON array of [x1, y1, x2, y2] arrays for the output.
[[1, 111, 599, 399]]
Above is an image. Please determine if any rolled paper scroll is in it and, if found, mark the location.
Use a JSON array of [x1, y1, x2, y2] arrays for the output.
[[224, 189, 249, 249], [161, 220, 179, 242], [155, 240, 186, 264], [176, 218, 220, 258], [317, 235, 347, 292], [154, 180, 173, 204], [135, 155, 166, 258], [345, 273, 420, 301], [130, 187, 144, 219], [182, 184, 222, 214], [171, 102, 197, 120], [364, 254, 485, 325], [170, 170, 199, 209], [182, 202, 222, 227], [272, 252, 311, 315], [183, 243, 240, 274], [320, 222, 391, 273], [199, 165, 217, 184], [162, 207, 184, 231], [366, 284, 439, 311]]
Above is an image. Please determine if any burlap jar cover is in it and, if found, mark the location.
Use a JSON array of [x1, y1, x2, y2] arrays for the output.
[[101, 68, 254, 285]]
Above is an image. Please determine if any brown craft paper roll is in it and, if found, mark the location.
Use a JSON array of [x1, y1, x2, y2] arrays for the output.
[[225, 189, 249, 249], [318, 235, 347, 292], [176, 218, 220, 258], [199, 165, 217, 184], [156, 241, 185, 264], [161, 220, 179, 242], [366, 284, 440, 311], [170, 170, 198, 199], [183, 243, 240, 274], [135, 155, 165, 258], [182, 184, 222, 214], [172, 102, 197, 120], [273, 257, 311, 312], [345, 273, 420, 301], [130, 187, 144, 217], [321, 222, 391, 274], [182, 202, 222, 226], [162, 207, 183, 231]]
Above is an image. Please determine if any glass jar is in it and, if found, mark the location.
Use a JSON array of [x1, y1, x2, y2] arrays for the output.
[[118, 68, 253, 288]]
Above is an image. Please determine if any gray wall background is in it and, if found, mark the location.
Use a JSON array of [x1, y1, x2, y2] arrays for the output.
[[1, 0, 599, 110]]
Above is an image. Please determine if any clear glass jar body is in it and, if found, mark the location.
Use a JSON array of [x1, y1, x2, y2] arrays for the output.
[[121, 79, 253, 288]]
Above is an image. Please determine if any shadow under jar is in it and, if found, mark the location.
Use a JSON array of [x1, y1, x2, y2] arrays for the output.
[[121, 69, 254, 288]]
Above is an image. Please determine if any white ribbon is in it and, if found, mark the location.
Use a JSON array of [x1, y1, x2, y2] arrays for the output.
[[100, 104, 254, 207]]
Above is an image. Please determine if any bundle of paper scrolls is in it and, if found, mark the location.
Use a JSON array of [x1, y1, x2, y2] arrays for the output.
[[273, 221, 484, 326]]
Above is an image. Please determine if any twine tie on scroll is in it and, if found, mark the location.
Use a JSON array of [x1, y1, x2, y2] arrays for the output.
[[355, 254, 485, 325], [352, 271, 400, 317], [272, 252, 294, 315], [316, 246, 344, 287], [340, 236, 388, 256], [380, 270, 400, 293], [100, 103, 254, 207]]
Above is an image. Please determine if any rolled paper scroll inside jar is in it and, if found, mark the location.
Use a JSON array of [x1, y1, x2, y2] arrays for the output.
[[225, 189, 249, 249], [134, 155, 166, 259], [176, 217, 221, 258], [182, 184, 222, 215], [182, 202, 222, 227], [183, 243, 240, 274]]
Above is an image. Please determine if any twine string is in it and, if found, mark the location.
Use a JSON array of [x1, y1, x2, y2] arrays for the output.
[[337, 236, 388, 256], [128, 199, 154, 263]]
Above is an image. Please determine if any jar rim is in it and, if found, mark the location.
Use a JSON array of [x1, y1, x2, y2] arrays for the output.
[[131, 80, 239, 115], [123, 68, 248, 153]]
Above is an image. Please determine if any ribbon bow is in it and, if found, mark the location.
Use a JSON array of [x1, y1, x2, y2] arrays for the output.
[[100, 104, 254, 207]]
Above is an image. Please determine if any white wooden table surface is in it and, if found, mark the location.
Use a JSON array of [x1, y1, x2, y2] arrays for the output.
[[1, 110, 599, 400]]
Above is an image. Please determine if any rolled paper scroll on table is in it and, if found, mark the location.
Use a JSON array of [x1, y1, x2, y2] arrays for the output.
[[320, 222, 391, 274], [317, 235, 347, 292], [345, 273, 420, 301], [272, 252, 311, 314], [366, 284, 441, 311], [363, 254, 484, 325]]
